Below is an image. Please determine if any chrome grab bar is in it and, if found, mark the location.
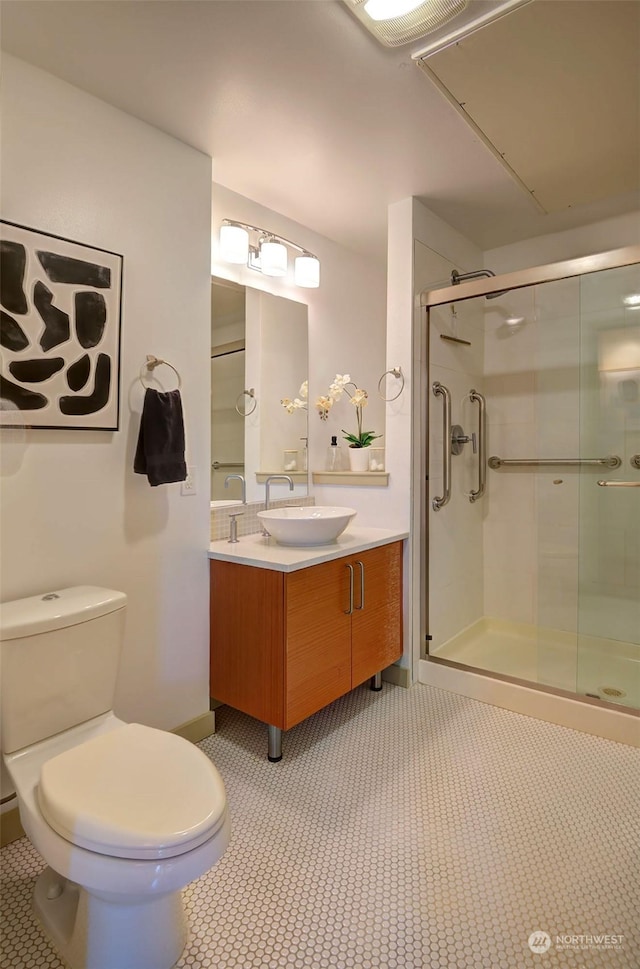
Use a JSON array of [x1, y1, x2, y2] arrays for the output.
[[344, 563, 354, 615], [212, 461, 244, 470], [432, 382, 452, 511], [468, 389, 486, 503], [488, 455, 622, 469], [597, 480, 640, 487]]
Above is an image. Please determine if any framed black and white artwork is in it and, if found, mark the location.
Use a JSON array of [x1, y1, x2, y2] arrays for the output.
[[0, 220, 123, 430]]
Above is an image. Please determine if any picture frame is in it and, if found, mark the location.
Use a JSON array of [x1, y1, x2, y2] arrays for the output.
[[0, 219, 123, 430]]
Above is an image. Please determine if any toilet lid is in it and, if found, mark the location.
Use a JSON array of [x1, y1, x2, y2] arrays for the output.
[[38, 724, 227, 860]]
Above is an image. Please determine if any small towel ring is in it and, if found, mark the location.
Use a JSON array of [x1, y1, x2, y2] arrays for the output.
[[378, 366, 404, 402], [139, 355, 181, 390], [235, 388, 257, 417]]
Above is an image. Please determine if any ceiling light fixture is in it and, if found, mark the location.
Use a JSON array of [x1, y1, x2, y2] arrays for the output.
[[342, 0, 531, 50], [363, 0, 425, 22], [218, 220, 320, 288]]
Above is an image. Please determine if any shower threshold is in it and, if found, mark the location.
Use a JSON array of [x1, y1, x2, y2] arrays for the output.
[[421, 617, 639, 747]]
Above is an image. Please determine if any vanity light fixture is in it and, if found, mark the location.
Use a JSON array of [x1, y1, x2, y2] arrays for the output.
[[219, 220, 320, 288], [219, 222, 250, 265], [260, 237, 288, 277]]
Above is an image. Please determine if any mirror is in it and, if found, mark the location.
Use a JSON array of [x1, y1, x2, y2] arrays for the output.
[[211, 278, 309, 505]]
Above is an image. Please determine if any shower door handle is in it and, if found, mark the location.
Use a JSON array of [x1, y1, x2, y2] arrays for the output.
[[432, 382, 451, 511], [468, 389, 486, 503], [597, 480, 640, 487]]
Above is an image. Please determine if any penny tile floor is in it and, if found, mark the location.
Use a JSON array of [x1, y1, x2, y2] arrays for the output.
[[1, 684, 639, 968]]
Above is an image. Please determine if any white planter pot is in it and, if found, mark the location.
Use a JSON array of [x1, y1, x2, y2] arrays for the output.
[[348, 447, 370, 472]]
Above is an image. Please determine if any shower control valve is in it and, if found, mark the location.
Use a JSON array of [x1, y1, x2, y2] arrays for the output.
[[451, 425, 477, 456]]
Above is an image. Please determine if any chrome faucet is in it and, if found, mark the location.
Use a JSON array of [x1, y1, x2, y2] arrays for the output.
[[224, 473, 246, 504], [262, 475, 294, 535]]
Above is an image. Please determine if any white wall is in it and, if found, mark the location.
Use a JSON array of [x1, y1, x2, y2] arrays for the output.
[[0, 51, 213, 797], [485, 211, 640, 274], [211, 184, 388, 521], [386, 198, 484, 672]]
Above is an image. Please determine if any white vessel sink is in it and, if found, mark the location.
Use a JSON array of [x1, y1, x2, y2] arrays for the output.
[[257, 506, 357, 546]]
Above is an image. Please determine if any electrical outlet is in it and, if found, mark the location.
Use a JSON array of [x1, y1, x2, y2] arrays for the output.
[[181, 466, 197, 496]]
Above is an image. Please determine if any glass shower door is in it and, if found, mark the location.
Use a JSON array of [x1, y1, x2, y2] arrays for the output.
[[576, 264, 640, 709]]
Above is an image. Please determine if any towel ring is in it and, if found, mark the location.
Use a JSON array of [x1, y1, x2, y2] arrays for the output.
[[235, 388, 257, 417], [139, 355, 181, 390], [377, 366, 404, 402]]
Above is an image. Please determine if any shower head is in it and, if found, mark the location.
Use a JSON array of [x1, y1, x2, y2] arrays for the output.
[[451, 268, 507, 299]]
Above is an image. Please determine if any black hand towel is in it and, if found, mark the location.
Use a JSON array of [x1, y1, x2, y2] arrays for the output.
[[134, 388, 187, 486]]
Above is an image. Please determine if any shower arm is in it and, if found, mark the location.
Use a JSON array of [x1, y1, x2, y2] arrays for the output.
[[451, 268, 506, 299]]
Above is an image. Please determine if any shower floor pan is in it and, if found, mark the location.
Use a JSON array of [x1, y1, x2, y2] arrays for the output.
[[431, 617, 640, 711]]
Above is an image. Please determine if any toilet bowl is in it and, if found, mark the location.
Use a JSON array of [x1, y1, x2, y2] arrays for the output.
[[1, 587, 230, 969]]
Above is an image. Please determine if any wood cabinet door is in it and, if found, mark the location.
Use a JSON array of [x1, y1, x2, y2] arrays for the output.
[[284, 557, 352, 729], [351, 542, 403, 687], [210, 561, 285, 727]]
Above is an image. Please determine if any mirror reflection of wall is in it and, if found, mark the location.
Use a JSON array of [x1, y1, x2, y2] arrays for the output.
[[211, 277, 309, 505], [211, 279, 246, 503]]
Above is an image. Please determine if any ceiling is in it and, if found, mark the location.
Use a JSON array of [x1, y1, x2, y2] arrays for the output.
[[1, 0, 638, 264]]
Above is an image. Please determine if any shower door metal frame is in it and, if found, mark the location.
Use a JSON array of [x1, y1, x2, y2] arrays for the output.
[[421, 245, 640, 309], [419, 243, 640, 667]]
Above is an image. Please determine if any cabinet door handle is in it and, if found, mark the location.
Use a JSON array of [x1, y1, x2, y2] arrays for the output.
[[355, 560, 365, 610], [344, 563, 354, 615]]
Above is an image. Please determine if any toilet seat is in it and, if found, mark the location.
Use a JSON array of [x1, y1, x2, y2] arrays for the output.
[[38, 723, 227, 860]]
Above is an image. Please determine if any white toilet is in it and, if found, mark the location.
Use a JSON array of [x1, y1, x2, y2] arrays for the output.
[[0, 586, 230, 969]]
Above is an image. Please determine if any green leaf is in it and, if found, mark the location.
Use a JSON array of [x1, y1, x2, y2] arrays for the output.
[[341, 429, 382, 448]]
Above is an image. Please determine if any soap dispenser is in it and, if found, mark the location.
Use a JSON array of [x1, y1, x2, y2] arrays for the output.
[[326, 435, 343, 471]]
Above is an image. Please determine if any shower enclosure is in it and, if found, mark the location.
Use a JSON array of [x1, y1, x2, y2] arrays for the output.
[[422, 248, 640, 713]]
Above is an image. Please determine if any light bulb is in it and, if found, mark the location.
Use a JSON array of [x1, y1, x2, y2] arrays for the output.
[[219, 223, 249, 265], [294, 255, 320, 288], [260, 239, 288, 277], [364, 0, 424, 21]]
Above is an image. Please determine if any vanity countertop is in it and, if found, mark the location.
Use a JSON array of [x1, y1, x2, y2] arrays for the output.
[[208, 526, 408, 573]]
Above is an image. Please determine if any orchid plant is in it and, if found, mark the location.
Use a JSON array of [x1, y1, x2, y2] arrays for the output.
[[317, 373, 382, 449], [280, 380, 308, 414]]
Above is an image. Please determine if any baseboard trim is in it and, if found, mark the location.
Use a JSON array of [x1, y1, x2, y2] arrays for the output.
[[383, 663, 411, 689], [1, 804, 24, 847], [172, 710, 216, 744]]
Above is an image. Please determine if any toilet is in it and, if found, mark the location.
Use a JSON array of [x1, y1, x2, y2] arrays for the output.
[[0, 586, 230, 969]]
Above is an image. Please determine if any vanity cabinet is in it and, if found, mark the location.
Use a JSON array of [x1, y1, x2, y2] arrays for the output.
[[209, 540, 402, 757]]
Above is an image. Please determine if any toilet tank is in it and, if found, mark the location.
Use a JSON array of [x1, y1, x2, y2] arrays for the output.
[[0, 586, 127, 754]]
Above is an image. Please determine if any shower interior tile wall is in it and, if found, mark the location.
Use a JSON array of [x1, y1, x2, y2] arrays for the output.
[[430, 262, 640, 661], [428, 276, 586, 656], [484, 277, 582, 641], [428, 295, 485, 649], [577, 266, 640, 646]]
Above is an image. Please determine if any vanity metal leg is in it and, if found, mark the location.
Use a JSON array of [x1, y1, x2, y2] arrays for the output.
[[370, 671, 382, 691], [267, 725, 282, 762]]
